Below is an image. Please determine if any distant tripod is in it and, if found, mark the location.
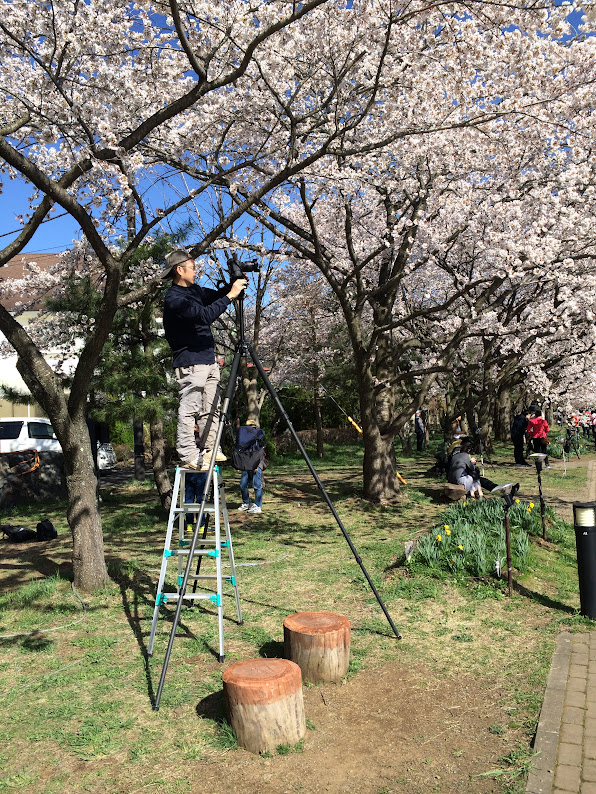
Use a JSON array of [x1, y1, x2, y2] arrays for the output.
[[152, 287, 401, 710]]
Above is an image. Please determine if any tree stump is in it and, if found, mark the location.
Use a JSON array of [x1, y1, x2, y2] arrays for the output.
[[283, 611, 350, 683], [443, 483, 466, 501], [222, 658, 305, 754]]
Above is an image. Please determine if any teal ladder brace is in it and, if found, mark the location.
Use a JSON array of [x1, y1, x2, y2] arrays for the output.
[[147, 465, 242, 662]]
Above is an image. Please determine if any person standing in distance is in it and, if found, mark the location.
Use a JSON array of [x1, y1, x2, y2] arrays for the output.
[[414, 410, 426, 452], [511, 408, 531, 467], [527, 409, 551, 469], [162, 249, 247, 470]]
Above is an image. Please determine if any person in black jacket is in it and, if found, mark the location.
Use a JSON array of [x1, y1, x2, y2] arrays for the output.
[[414, 410, 426, 451], [447, 440, 484, 498], [511, 409, 531, 467], [162, 249, 247, 470]]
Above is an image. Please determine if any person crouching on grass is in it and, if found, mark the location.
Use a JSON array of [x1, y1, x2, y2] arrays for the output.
[[447, 440, 484, 499]]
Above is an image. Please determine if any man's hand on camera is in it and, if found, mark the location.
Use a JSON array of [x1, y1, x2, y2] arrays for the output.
[[227, 278, 248, 300]]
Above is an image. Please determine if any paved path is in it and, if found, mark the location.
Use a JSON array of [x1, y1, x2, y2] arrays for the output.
[[526, 461, 596, 794]]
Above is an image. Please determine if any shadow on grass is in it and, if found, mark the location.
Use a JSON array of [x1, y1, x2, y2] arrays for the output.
[[108, 559, 158, 704], [513, 581, 575, 614], [0, 547, 74, 593], [109, 558, 243, 705], [259, 639, 285, 658], [196, 688, 226, 720]]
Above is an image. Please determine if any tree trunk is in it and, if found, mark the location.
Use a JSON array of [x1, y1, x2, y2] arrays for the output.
[[399, 431, 413, 455], [150, 418, 172, 510], [360, 378, 400, 504], [313, 382, 324, 459], [133, 418, 145, 480], [494, 387, 511, 442], [241, 361, 261, 423], [362, 424, 399, 504], [63, 418, 109, 591], [476, 395, 495, 453]]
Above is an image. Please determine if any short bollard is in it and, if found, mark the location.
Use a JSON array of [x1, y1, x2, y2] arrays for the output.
[[284, 611, 350, 683], [573, 502, 596, 620], [222, 658, 305, 754]]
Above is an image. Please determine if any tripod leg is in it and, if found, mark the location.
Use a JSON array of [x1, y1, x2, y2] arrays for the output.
[[246, 342, 401, 640]]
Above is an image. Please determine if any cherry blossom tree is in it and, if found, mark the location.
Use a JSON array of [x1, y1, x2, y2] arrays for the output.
[[241, 5, 596, 501], [0, 0, 417, 588]]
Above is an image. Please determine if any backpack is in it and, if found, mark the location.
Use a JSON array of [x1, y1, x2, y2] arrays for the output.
[[2, 525, 38, 543], [232, 425, 265, 472], [36, 519, 58, 541]]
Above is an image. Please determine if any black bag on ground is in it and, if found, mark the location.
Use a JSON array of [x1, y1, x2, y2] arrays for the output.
[[2, 525, 38, 543], [36, 519, 58, 541], [232, 425, 265, 472]]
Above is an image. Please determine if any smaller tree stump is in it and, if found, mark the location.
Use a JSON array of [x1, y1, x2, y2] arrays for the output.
[[443, 483, 466, 501], [283, 611, 350, 683], [222, 658, 305, 754]]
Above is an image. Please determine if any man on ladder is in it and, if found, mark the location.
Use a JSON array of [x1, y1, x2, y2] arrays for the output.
[[161, 248, 247, 470]]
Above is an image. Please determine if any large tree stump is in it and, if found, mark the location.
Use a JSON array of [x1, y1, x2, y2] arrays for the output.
[[283, 611, 350, 683], [222, 658, 305, 754]]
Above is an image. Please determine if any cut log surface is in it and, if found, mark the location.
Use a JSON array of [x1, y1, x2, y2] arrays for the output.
[[283, 611, 350, 683], [222, 658, 305, 754], [443, 483, 466, 501]]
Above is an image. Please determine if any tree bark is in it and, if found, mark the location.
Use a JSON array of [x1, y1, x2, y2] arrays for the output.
[[360, 368, 399, 503], [494, 387, 512, 442], [241, 361, 261, 424], [62, 415, 109, 591], [133, 418, 145, 480], [283, 611, 350, 683], [313, 380, 324, 459], [362, 426, 399, 503], [150, 418, 172, 510], [223, 659, 306, 754]]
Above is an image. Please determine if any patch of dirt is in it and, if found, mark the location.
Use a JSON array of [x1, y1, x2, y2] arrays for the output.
[[180, 659, 508, 794]]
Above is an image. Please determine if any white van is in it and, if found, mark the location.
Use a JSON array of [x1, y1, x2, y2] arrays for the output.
[[0, 417, 61, 454]]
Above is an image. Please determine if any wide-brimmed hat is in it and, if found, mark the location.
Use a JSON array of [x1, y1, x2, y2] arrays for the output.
[[160, 248, 193, 279]]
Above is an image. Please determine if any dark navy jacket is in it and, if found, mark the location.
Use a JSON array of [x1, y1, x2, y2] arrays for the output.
[[163, 283, 231, 368]]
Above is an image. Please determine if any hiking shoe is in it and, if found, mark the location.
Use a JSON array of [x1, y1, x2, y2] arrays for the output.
[[203, 448, 227, 464], [247, 504, 262, 514], [237, 503, 250, 511]]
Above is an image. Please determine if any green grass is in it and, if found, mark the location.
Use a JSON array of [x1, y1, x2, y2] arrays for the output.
[[0, 442, 592, 792]]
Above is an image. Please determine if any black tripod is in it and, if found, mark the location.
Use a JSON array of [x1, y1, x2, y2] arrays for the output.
[[152, 292, 401, 710]]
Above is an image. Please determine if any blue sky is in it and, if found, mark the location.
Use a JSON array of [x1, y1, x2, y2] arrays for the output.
[[0, 178, 82, 254]]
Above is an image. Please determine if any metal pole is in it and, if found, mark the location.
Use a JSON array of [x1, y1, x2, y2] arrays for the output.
[[504, 504, 513, 597], [537, 468, 547, 540]]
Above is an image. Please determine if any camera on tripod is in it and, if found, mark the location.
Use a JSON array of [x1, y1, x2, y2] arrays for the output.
[[227, 253, 259, 280]]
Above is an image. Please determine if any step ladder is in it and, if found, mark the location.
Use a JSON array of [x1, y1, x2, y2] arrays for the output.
[[147, 465, 242, 662]]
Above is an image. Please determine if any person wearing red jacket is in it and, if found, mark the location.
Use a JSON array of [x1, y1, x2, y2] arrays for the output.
[[527, 409, 551, 469]]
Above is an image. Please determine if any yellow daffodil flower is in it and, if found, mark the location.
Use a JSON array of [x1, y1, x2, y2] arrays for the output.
[[436, 534, 442, 542], [458, 544, 464, 550]]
